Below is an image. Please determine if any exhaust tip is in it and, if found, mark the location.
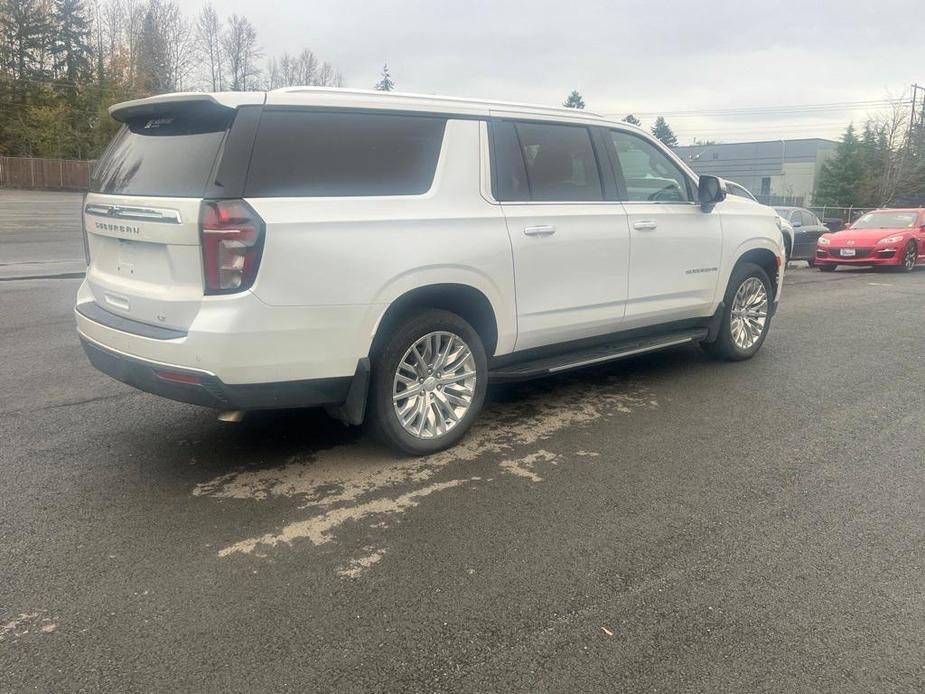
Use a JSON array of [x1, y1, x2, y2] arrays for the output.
[[217, 410, 246, 423]]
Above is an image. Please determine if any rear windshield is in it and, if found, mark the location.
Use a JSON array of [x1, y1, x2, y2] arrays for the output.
[[244, 110, 446, 197], [91, 108, 231, 196]]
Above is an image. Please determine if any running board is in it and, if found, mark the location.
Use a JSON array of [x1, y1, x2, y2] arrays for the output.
[[488, 329, 708, 383]]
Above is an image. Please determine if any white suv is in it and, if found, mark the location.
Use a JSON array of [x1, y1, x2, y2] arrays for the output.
[[76, 88, 785, 454]]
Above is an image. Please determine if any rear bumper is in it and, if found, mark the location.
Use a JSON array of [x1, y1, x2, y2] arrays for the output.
[[80, 335, 355, 411], [75, 279, 379, 384]]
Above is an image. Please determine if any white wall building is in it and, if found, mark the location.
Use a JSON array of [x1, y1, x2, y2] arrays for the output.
[[673, 138, 838, 205]]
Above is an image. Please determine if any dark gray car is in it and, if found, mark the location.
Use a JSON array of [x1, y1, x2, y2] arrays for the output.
[[774, 207, 827, 262]]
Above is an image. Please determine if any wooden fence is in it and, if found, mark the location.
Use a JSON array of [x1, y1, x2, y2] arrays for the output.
[[0, 156, 94, 191]]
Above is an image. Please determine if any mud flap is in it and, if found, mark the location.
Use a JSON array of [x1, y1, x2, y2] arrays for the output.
[[325, 358, 370, 426]]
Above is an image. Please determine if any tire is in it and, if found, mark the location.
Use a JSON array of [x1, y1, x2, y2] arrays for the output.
[[367, 309, 487, 455], [701, 262, 773, 361], [897, 241, 917, 272], [819, 263, 836, 272], [806, 255, 815, 267]]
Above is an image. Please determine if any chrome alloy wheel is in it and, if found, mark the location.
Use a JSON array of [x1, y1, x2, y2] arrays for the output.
[[904, 242, 917, 271], [729, 277, 769, 350], [392, 331, 477, 439]]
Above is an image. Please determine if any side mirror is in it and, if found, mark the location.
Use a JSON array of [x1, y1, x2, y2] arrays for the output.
[[792, 219, 802, 228], [698, 175, 726, 210]]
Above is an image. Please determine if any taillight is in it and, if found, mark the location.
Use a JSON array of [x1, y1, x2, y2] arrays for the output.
[[81, 193, 90, 265], [199, 199, 265, 294]]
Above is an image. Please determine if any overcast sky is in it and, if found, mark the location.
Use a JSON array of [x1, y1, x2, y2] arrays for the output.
[[204, 0, 922, 144]]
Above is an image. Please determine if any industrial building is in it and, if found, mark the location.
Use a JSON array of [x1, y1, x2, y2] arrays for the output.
[[673, 138, 838, 206]]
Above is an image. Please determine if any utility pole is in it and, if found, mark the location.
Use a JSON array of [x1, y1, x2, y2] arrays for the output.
[[909, 84, 925, 143]]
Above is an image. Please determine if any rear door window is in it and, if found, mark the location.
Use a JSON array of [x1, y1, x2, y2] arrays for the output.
[[91, 107, 232, 196], [512, 122, 603, 202], [244, 110, 447, 197], [489, 121, 530, 201]]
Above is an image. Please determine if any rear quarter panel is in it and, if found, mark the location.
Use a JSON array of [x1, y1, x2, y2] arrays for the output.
[[245, 119, 516, 358]]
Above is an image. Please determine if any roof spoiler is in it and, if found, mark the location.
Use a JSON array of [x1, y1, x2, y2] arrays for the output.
[[109, 92, 266, 123]]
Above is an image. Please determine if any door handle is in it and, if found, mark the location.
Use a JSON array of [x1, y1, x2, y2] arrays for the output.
[[633, 220, 658, 231], [523, 225, 556, 237]]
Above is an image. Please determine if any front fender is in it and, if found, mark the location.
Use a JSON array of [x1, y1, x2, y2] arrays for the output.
[[725, 237, 785, 301]]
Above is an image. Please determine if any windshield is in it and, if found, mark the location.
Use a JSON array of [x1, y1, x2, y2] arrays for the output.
[[851, 211, 918, 230], [727, 183, 756, 201]]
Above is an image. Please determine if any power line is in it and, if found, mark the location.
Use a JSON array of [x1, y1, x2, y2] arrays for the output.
[[604, 98, 899, 119], [673, 123, 851, 136]]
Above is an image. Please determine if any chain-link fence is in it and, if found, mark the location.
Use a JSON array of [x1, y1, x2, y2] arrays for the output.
[[806, 206, 877, 230], [0, 157, 95, 191], [755, 194, 805, 207]]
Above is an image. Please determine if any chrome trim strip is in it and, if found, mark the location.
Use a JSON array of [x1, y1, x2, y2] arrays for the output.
[[84, 203, 181, 224]]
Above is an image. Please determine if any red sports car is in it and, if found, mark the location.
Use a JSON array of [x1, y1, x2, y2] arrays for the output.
[[815, 208, 925, 272]]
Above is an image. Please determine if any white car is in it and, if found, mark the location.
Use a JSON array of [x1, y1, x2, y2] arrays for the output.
[[76, 88, 785, 454]]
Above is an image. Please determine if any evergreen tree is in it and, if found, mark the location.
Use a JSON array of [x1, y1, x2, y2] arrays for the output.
[[135, 5, 168, 93], [650, 116, 677, 146], [0, 0, 53, 88], [891, 120, 925, 206], [51, 0, 92, 84], [374, 63, 394, 91], [622, 114, 641, 126], [814, 124, 865, 206], [563, 90, 584, 109], [857, 121, 885, 206], [0, 0, 346, 159]]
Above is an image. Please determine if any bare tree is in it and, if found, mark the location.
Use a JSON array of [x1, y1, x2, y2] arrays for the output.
[[196, 2, 221, 90], [293, 48, 316, 85], [277, 52, 293, 85], [868, 95, 911, 205], [317, 60, 335, 87], [157, 1, 195, 90], [99, 0, 122, 78], [222, 13, 260, 91], [123, 0, 143, 86]]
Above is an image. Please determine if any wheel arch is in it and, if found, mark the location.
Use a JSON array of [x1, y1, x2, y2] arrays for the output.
[[370, 283, 500, 359], [729, 242, 782, 298]]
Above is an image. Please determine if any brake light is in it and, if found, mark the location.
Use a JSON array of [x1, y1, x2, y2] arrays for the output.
[[199, 200, 265, 294]]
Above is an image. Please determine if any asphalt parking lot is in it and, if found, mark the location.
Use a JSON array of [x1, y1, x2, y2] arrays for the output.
[[3, 190, 925, 692]]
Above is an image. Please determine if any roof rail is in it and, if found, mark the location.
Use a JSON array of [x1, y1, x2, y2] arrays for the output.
[[270, 86, 605, 118]]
